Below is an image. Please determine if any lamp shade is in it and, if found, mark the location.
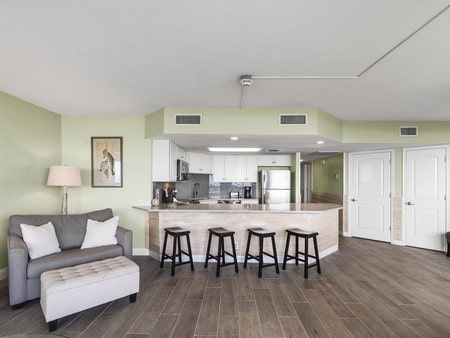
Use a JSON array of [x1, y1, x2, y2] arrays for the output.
[[47, 166, 81, 186]]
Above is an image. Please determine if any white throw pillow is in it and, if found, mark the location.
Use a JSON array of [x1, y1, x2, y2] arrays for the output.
[[81, 216, 119, 249], [20, 222, 61, 260]]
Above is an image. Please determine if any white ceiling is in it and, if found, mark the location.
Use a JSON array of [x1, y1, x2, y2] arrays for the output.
[[1, 1, 449, 159]]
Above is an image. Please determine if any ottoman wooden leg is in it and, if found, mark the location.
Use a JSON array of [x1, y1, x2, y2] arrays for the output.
[[130, 293, 137, 303], [49, 319, 58, 332]]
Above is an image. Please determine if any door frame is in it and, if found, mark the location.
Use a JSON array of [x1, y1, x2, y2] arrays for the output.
[[348, 149, 394, 243], [402, 145, 449, 251]]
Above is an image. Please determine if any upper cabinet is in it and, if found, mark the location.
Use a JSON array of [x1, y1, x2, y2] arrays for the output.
[[152, 140, 187, 182], [213, 155, 237, 182], [213, 155, 258, 182], [236, 155, 258, 182], [188, 152, 212, 174], [257, 154, 291, 166]]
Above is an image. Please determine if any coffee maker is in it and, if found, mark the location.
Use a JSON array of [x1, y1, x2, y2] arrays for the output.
[[244, 186, 252, 199]]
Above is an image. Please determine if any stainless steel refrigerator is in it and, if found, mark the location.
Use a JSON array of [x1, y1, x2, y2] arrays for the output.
[[259, 170, 291, 204]]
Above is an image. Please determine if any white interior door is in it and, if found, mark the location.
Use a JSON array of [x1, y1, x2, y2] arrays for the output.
[[349, 151, 392, 242], [405, 147, 447, 251]]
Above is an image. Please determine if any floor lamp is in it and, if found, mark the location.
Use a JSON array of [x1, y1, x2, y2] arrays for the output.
[[47, 165, 81, 215]]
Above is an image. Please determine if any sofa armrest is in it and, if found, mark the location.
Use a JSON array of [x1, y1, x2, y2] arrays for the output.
[[7, 235, 29, 306], [116, 226, 133, 258]]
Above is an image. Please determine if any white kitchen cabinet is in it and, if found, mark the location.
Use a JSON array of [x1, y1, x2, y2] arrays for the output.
[[236, 155, 258, 182], [213, 155, 237, 182], [257, 154, 291, 166], [188, 152, 212, 174], [152, 139, 187, 182]]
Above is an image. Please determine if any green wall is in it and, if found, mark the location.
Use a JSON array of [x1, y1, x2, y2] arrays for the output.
[[61, 115, 151, 249], [312, 154, 343, 196], [0, 92, 61, 269]]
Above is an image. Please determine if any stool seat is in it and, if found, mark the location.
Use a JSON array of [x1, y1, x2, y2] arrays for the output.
[[164, 226, 191, 235], [209, 227, 236, 236], [248, 227, 276, 237], [282, 228, 321, 279], [160, 227, 194, 276], [244, 227, 279, 278], [205, 227, 238, 277], [286, 228, 318, 237]]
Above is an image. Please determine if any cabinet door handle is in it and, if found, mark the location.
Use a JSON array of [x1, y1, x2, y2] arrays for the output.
[[350, 198, 357, 202], [406, 201, 415, 205]]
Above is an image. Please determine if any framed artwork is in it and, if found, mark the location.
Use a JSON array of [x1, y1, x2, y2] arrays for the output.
[[91, 137, 123, 187]]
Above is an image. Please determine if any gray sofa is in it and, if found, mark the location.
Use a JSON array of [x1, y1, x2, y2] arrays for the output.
[[7, 208, 132, 308]]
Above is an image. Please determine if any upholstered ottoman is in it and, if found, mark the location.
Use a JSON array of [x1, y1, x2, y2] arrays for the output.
[[40, 256, 139, 331]]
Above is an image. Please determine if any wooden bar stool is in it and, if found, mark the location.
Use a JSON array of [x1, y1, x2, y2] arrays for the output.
[[204, 227, 239, 277], [282, 228, 321, 279], [160, 227, 194, 276], [243, 227, 279, 278]]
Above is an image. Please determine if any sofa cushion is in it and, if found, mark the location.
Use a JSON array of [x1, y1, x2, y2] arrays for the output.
[[9, 208, 114, 250], [81, 216, 119, 249], [27, 245, 123, 279], [20, 222, 61, 259]]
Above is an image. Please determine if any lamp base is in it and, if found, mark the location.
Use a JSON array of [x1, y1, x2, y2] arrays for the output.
[[61, 186, 68, 215]]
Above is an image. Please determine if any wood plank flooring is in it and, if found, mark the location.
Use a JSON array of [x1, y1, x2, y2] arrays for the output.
[[0, 237, 449, 337]]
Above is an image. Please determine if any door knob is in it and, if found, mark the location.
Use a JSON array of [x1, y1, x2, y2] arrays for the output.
[[406, 201, 415, 205], [350, 198, 357, 202]]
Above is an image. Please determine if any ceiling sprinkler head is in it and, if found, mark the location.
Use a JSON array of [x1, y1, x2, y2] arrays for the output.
[[240, 74, 253, 88]]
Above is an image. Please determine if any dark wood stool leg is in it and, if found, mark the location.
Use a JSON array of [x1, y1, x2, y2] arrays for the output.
[[171, 235, 177, 276], [243, 232, 252, 269], [313, 235, 321, 274], [130, 293, 137, 302], [160, 231, 169, 268], [295, 235, 299, 265], [216, 235, 222, 277], [231, 234, 239, 273], [178, 235, 183, 264], [282, 232, 290, 270], [304, 237, 309, 279], [186, 233, 195, 271], [258, 236, 264, 278], [271, 235, 279, 274], [221, 237, 226, 265], [447, 242, 450, 257], [205, 231, 213, 268]]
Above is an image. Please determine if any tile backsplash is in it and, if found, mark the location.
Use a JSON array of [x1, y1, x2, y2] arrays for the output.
[[209, 181, 257, 199], [152, 174, 257, 200]]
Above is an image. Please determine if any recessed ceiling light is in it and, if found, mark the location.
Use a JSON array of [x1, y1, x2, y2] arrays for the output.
[[316, 141, 324, 144], [230, 136, 239, 141], [208, 147, 261, 152]]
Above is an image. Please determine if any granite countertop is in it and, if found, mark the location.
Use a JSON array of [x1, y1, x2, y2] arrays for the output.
[[133, 203, 342, 213]]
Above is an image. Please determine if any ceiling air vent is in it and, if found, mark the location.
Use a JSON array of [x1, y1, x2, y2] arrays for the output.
[[399, 126, 418, 136], [174, 114, 202, 125], [266, 149, 284, 153], [279, 114, 307, 125]]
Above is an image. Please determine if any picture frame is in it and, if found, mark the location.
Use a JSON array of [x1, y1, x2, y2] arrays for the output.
[[91, 137, 123, 187]]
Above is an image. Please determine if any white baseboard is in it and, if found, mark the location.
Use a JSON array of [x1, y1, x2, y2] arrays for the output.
[[0, 267, 7, 281], [133, 247, 150, 256], [342, 232, 351, 237], [392, 240, 406, 246]]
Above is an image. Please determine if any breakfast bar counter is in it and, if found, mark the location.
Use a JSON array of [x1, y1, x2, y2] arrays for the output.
[[133, 203, 342, 261]]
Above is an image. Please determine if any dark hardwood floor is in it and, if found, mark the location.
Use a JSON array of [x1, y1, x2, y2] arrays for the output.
[[0, 237, 449, 337]]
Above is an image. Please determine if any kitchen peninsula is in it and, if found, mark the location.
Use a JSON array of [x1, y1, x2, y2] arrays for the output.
[[134, 203, 342, 261]]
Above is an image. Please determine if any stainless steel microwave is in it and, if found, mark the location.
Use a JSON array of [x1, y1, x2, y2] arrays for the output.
[[177, 159, 189, 181]]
